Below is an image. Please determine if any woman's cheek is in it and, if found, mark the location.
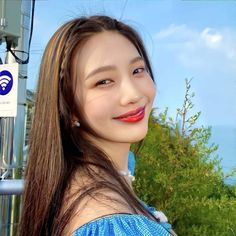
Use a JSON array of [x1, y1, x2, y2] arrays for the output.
[[85, 87, 115, 103], [84, 92, 116, 120], [140, 77, 156, 102]]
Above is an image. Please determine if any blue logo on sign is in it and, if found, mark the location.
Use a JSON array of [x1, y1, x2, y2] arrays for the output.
[[0, 70, 13, 95]]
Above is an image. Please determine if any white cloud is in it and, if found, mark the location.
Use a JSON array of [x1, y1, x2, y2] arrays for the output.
[[155, 24, 197, 44], [154, 24, 236, 71], [201, 28, 223, 49], [153, 24, 236, 126]]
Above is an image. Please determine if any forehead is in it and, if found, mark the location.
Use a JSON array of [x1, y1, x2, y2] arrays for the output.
[[74, 31, 141, 78]]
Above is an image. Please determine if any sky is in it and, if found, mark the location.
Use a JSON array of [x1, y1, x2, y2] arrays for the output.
[[27, 0, 236, 128], [0, 0, 234, 178]]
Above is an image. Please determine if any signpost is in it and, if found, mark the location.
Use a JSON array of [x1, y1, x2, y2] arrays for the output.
[[0, 63, 18, 117]]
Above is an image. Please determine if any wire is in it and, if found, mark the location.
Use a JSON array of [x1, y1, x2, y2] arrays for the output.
[[5, 0, 36, 64], [120, 0, 128, 20]]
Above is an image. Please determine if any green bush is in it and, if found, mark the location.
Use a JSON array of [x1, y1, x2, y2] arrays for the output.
[[133, 79, 236, 235]]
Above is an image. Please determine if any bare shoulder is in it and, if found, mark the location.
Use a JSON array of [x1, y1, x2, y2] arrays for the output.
[[62, 182, 132, 235]]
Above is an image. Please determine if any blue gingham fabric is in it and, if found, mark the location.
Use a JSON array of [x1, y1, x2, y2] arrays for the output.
[[73, 151, 172, 235], [73, 213, 171, 236]]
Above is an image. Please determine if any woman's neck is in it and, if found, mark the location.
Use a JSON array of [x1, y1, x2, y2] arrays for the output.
[[93, 138, 131, 172]]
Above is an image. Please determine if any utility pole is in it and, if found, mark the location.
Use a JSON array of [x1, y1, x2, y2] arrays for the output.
[[0, 1, 34, 235]]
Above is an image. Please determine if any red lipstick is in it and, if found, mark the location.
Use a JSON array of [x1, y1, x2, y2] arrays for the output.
[[113, 106, 145, 123]]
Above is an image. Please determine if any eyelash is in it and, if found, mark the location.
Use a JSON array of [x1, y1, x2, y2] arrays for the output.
[[95, 79, 113, 87], [95, 67, 146, 87], [133, 67, 146, 74]]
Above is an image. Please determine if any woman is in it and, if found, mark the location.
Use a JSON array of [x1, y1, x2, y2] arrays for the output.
[[20, 15, 176, 235]]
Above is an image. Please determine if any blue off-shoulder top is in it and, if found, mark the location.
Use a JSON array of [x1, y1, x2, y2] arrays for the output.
[[73, 151, 173, 236]]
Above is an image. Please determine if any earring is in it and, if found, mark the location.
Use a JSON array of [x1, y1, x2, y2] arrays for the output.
[[74, 121, 80, 127]]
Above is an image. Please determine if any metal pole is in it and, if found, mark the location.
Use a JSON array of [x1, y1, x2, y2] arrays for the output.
[[11, 2, 31, 235], [0, 51, 16, 236], [0, 117, 15, 173], [0, 1, 31, 235]]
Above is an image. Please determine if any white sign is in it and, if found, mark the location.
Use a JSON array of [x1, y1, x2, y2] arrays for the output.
[[0, 63, 18, 117]]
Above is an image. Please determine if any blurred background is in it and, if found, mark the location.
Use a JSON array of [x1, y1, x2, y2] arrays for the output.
[[27, 0, 236, 183]]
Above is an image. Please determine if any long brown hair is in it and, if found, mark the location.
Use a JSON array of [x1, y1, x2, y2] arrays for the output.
[[19, 15, 157, 236]]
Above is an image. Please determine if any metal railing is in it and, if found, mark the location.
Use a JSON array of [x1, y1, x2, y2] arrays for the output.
[[0, 179, 24, 195]]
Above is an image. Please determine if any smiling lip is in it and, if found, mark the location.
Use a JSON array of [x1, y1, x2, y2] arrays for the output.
[[113, 106, 145, 123]]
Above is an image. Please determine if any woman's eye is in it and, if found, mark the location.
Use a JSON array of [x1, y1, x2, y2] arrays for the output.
[[133, 67, 145, 74], [95, 79, 113, 87]]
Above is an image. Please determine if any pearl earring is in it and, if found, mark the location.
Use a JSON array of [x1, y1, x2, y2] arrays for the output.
[[74, 121, 80, 127]]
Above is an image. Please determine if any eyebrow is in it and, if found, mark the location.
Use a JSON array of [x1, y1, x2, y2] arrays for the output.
[[85, 56, 144, 80]]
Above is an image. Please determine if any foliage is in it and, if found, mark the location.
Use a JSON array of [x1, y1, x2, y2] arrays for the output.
[[133, 79, 236, 236]]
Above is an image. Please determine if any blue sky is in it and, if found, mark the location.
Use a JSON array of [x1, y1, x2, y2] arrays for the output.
[[27, 0, 236, 129]]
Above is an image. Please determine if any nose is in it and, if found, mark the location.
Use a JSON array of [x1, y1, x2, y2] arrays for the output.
[[119, 78, 143, 106]]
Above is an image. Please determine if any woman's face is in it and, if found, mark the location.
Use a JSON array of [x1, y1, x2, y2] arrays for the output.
[[74, 31, 156, 144]]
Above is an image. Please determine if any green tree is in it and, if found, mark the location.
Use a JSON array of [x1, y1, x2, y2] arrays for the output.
[[133, 79, 236, 235]]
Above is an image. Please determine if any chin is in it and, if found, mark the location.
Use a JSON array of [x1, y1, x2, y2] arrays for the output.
[[131, 133, 147, 142], [123, 127, 148, 143], [94, 122, 149, 143]]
